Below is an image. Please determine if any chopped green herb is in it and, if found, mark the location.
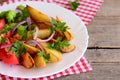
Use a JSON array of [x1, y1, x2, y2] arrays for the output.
[[68, 0, 80, 10], [17, 25, 27, 40], [11, 42, 22, 58], [47, 37, 70, 50], [22, 7, 30, 19], [0, 37, 7, 44], [15, 5, 30, 22], [38, 50, 45, 56], [44, 54, 50, 62], [11, 42, 27, 58], [51, 17, 69, 33]]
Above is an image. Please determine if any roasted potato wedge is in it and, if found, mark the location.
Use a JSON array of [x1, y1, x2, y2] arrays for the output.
[[23, 43, 39, 54], [41, 43, 62, 62], [27, 5, 51, 29], [64, 30, 74, 41], [34, 55, 46, 67], [37, 29, 51, 39], [20, 52, 34, 68], [60, 44, 76, 53]]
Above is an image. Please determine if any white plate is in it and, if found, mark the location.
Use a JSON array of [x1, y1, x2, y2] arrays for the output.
[[0, 1, 89, 78]]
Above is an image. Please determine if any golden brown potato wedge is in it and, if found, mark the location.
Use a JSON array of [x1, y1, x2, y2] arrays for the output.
[[41, 43, 62, 62], [20, 52, 34, 68], [60, 44, 76, 53], [55, 16, 74, 41], [34, 55, 46, 67], [37, 29, 51, 39], [64, 30, 74, 41], [23, 43, 39, 54], [26, 5, 51, 29]]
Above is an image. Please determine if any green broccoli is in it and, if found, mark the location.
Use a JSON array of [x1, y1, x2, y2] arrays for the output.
[[6, 10, 16, 23]]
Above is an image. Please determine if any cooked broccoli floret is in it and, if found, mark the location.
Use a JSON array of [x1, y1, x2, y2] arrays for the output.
[[6, 10, 16, 23]]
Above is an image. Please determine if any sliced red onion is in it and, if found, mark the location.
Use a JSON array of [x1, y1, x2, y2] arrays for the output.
[[33, 27, 39, 40], [0, 43, 13, 49], [15, 8, 22, 13], [11, 20, 27, 36], [26, 40, 43, 50], [36, 31, 55, 43], [26, 17, 32, 25]]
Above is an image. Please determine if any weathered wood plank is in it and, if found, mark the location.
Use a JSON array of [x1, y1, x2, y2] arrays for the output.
[[85, 49, 120, 63], [56, 63, 120, 80], [87, 0, 120, 47], [95, 0, 120, 17]]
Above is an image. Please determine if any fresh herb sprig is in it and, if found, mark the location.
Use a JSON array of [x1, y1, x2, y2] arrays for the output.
[[0, 36, 7, 44], [38, 50, 45, 56], [47, 37, 70, 50], [37, 50, 50, 62], [51, 17, 69, 33], [15, 6, 30, 22], [68, 0, 80, 10], [11, 42, 27, 58]]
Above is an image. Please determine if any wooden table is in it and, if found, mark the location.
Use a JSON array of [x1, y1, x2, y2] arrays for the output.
[[0, 0, 120, 80]]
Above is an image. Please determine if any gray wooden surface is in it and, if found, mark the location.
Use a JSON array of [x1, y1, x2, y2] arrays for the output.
[[0, 0, 120, 80]]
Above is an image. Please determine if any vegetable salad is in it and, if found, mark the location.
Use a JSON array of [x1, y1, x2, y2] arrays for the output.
[[0, 5, 75, 68]]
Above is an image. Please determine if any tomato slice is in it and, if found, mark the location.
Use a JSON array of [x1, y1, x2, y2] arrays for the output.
[[0, 18, 5, 30], [0, 49, 6, 60], [2, 52, 19, 65], [0, 49, 19, 65]]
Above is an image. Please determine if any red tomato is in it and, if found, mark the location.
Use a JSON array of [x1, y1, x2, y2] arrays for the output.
[[0, 18, 5, 30], [0, 49, 19, 65], [0, 49, 6, 59], [2, 52, 19, 65]]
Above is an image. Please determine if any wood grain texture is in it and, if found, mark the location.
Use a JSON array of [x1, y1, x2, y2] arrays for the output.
[[88, 0, 120, 46], [85, 49, 120, 63]]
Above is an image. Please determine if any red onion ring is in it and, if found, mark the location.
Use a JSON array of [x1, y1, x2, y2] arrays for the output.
[[26, 40, 43, 50], [15, 8, 22, 13], [36, 31, 55, 43], [33, 27, 39, 40], [0, 43, 13, 49], [11, 20, 27, 36]]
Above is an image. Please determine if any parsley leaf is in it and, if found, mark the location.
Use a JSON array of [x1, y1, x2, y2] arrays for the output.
[[15, 5, 30, 22], [22, 7, 30, 19], [11, 42, 22, 58], [11, 42, 27, 58], [68, 0, 80, 10], [0, 36, 7, 44], [38, 50, 45, 56], [51, 17, 69, 33], [17, 25, 27, 40], [47, 37, 70, 50], [44, 54, 50, 63]]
